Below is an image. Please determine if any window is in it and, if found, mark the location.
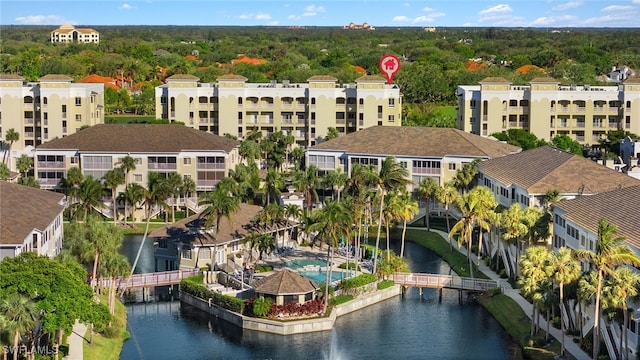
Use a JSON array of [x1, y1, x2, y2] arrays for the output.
[[134, 174, 142, 182], [70, 156, 78, 164], [470, 99, 477, 108], [388, 98, 395, 107], [75, 114, 82, 121], [308, 155, 335, 170], [75, 97, 81, 106], [181, 249, 192, 260], [157, 239, 168, 249], [448, 163, 456, 171], [184, 158, 191, 165], [388, 115, 395, 122]]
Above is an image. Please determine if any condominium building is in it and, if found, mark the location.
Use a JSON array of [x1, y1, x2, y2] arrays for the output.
[[155, 74, 402, 146], [306, 126, 520, 189], [457, 77, 640, 144], [0, 74, 105, 171], [0, 182, 65, 261], [50, 24, 100, 43], [34, 124, 240, 213]]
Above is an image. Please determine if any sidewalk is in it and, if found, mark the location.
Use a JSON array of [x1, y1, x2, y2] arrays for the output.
[[425, 228, 590, 360], [64, 320, 87, 360]]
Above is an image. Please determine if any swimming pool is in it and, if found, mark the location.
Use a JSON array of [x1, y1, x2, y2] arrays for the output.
[[284, 258, 326, 269], [299, 271, 345, 284]]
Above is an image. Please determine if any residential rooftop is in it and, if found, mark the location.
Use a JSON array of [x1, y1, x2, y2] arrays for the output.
[[309, 126, 521, 158], [0, 182, 65, 245], [479, 146, 640, 195], [37, 124, 239, 153]]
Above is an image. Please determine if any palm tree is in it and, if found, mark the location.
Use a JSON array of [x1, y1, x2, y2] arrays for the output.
[[15, 154, 33, 178], [262, 168, 284, 206], [60, 167, 84, 219], [123, 183, 145, 223], [0, 294, 39, 360], [574, 219, 640, 360], [293, 165, 320, 214], [163, 172, 183, 223], [75, 176, 106, 221], [452, 159, 479, 194], [436, 181, 458, 252], [519, 246, 551, 337], [323, 169, 349, 201], [470, 186, 498, 264], [120, 155, 136, 226], [309, 199, 352, 314], [606, 267, 640, 360], [0, 162, 9, 180], [2, 128, 19, 168], [541, 189, 564, 244], [104, 168, 125, 224], [417, 177, 439, 229], [547, 247, 581, 356], [500, 203, 529, 279], [180, 177, 197, 217], [449, 190, 479, 278], [372, 157, 410, 275], [100, 253, 131, 315], [198, 184, 240, 232], [253, 233, 276, 263], [396, 191, 419, 258]]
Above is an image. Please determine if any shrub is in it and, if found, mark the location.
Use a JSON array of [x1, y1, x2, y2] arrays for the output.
[[180, 275, 245, 313], [499, 269, 508, 279], [338, 274, 377, 290], [486, 287, 502, 297], [255, 264, 273, 273], [552, 316, 561, 329], [377, 280, 394, 290], [268, 298, 324, 318], [338, 262, 360, 271], [330, 294, 354, 306], [252, 296, 272, 317]]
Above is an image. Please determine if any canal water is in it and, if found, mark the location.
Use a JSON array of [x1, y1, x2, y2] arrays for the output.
[[120, 235, 520, 360]]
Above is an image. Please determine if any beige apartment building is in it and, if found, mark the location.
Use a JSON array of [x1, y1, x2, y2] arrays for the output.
[[0, 74, 105, 171], [50, 24, 100, 43], [34, 124, 240, 220], [155, 74, 402, 146], [457, 77, 640, 144]]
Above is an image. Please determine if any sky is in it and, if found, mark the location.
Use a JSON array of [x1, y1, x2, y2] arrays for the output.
[[1, 0, 639, 28]]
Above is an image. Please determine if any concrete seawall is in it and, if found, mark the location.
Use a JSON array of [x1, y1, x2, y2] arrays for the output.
[[180, 284, 401, 335]]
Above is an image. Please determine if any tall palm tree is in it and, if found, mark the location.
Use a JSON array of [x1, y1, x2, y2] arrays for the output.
[[436, 181, 458, 252], [60, 167, 84, 219], [2, 128, 19, 168], [470, 186, 497, 264], [164, 172, 183, 223], [452, 160, 478, 194], [396, 191, 419, 258], [0, 294, 39, 360], [519, 246, 551, 337], [547, 247, 581, 356], [449, 190, 479, 278], [606, 267, 640, 360], [75, 176, 106, 221], [323, 169, 349, 201], [120, 155, 137, 226], [372, 157, 410, 275], [100, 253, 130, 315], [180, 177, 197, 217], [417, 177, 439, 229], [309, 199, 352, 314], [293, 165, 320, 214], [123, 183, 145, 223], [574, 219, 640, 360], [500, 203, 529, 279], [263, 168, 284, 206], [16, 154, 33, 178], [541, 189, 564, 244], [198, 184, 240, 232], [85, 218, 123, 291], [104, 168, 125, 224]]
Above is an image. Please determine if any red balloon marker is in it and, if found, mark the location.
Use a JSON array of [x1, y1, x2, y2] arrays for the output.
[[379, 54, 400, 84]]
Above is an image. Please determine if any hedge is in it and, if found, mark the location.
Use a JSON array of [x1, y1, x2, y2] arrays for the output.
[[180, 275, 245, 314]]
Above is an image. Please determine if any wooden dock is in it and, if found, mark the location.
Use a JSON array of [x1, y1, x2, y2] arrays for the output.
[[97, 269, 200, 289]]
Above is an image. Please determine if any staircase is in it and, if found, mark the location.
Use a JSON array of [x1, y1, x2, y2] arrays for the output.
[[602, 321, 619, 360]]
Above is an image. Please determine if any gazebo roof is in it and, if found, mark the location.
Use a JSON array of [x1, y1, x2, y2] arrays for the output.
[[253, 269, 318, 296]]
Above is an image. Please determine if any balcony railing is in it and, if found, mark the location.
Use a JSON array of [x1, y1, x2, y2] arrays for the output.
[[196, 163, 224, 170], [412, 168, 440, 175], [197, 180, 219, 188], [38, 178, 61, 186], [576, 122, 585, 128], [24, 118, 34, 124], [148, 163, 177, 170], [37, 161, 65, 169]]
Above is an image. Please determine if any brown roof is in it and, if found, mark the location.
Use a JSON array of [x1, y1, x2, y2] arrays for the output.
[[149, 203, 263, 245], [307, 75, 338, 82], [37, 124, 239, 153], [479, 146, 640, 195], [0, 182, 65, 245], [39, 74, 73, 82], [216, 74, 248, 81], [553, 185, 640, 249], [355, 75, 385, 82], [253, 269, 319, 295], [166, 74, 200, 82], [310, 126, 521, 159], [0, 74, 24, 81], [530, 77, 559, 83], [625, 77, 640, 84], [479, 77, 511, 84]]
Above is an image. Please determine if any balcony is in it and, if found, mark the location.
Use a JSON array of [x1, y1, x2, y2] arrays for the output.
[[575, 135, 585, 142], [199, 118, 209, 123], [148, 163, 177, 170], [62, 113, 67, 119], [37, 161, 65, 169], [197, 180, 219, 188], [412, 168, 440, 175], [25, 132, 34, 137], [38, 178, 60, 187], [196, 163, 224, 170], [24, 118, 34, 124], [576, 122, 585, 128]]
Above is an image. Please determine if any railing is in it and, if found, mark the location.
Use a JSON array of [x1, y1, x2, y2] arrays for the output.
[[196, 163, 224, 170], [148, 163, 177, 170], [98, 269, 201, 289], [37, 162, 66, 168], [391, 273, 499, 292], [412, 167, 440, 175]]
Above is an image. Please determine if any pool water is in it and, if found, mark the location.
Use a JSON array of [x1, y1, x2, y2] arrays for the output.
[[284, 258, 326, 269], [299, 270, 345, 284]]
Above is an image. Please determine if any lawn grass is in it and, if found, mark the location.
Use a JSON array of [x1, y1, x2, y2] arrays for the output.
[[84, 295, 129, 360], [105, 115, 157, 124], [121, 222, 167, 235], [434, 105, 457, 119]]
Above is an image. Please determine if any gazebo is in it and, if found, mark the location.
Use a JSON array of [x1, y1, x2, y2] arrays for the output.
[[252, 269, 319, 305]]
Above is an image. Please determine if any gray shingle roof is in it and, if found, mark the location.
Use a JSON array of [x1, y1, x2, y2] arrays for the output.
[[37, 124, 239, 153], [0, 182, 65, 245], [553, 185, 640, 249], [309, 126, 520, 158], [479, 146, 640, 194], [253, 268, 319, 295]]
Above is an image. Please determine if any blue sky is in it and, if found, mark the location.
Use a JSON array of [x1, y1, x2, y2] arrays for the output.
[[1, 0, 639, 28]]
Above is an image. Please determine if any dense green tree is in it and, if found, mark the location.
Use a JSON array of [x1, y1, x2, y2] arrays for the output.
[[15, 154, 33, 178], [416, 177, 439, 230], [491, 129, 548, 151], [552, 135, 583, 155], [0, 294, 39, 360]]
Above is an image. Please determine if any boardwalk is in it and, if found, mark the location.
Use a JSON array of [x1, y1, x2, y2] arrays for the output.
[[97, 269, 200, 289], [390, 272, 499, 292]]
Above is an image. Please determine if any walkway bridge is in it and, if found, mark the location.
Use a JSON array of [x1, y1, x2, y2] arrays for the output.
[[391, 272, 499, 292], [98, 269, 200, 290]]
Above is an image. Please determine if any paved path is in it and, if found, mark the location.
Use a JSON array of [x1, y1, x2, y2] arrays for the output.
[[423, 228, 591, 360], [64, 320, 87, 360]]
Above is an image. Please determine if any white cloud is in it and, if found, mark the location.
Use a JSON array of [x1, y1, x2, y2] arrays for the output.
[[479, 4, 512, 16], [403, 2, 411, 7], [239, 13, 272, 20], [288, 14, 300, 20], [601, 5, 635, 11], [392, 15, 411, 22], [552, 1, 582, 11], [422, 7, 435, 12], [303, 4, 325, 16], [413, 16, 435, 23], [267, 21, 279, 26], [531, 15, 578, 26], [120, 3, 135, 10], [633, 0, 640, 4], [583, 12, 637, 25], [14, 15, 74, 25]]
